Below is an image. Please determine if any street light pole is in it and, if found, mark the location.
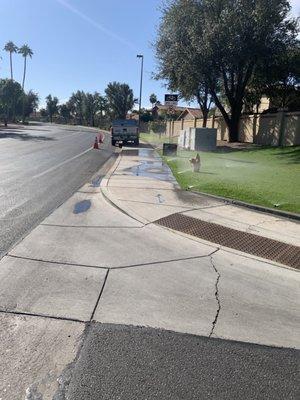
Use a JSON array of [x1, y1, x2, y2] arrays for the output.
[[137, 54, 144, 128]]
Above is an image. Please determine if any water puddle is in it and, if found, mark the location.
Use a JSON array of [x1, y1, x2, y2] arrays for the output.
[[73, 200, 91, 214], [127, 160, 174, 181], [121, 148, 174, 181]]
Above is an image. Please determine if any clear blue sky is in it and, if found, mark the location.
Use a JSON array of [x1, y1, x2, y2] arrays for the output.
[[0, 0, 299, 110]]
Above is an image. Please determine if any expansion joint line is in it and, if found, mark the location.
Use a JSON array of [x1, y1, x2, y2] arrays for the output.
[[209, 253, 221, 338], [90, 269, 109, 321]]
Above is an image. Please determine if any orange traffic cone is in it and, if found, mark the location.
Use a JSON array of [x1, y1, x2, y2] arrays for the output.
[[93, 137, 99, 149]]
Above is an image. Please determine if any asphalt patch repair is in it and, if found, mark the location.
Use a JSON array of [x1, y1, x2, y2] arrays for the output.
[[65, 323, 299, 400], [155, 213, 300, 269]]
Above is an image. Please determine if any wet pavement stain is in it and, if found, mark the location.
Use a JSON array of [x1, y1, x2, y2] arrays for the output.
[[129, 161, 175, 181], [121, 147, 176, 181], [90, 176, 102, 187], [156, 194, 165, 203], [73, 200, 91, 214]]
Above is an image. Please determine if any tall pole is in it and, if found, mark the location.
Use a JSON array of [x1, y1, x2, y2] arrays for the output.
[[137, 54, 144, 128]]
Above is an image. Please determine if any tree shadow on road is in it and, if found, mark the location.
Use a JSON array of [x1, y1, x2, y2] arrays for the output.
[[0, 130, 55, 141], [0, 124, 52, 132]]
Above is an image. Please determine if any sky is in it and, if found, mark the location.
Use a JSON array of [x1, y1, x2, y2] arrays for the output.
[[0, 0, 299, 110]]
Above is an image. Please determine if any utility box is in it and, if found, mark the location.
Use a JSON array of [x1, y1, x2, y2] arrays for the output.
[[163, 143, 177, 156], [178, 130, 186, 148], [190, 128, 217, 151], [178, 128, 192, 149]]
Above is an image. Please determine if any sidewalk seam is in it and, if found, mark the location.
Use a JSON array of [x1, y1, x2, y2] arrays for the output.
[[90, 269, 109, 321], [40, 223, 143, 229], [0, 309, 85, 324], [111, 252, 217, 270], [7, 254, 108, 271]]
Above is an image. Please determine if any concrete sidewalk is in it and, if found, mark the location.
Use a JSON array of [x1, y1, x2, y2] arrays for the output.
[[102, 146, 300, 247], [0, 145, 299, 399]]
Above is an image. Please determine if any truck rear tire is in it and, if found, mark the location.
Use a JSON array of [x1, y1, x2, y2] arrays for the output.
[[111, 139, 116, 146]]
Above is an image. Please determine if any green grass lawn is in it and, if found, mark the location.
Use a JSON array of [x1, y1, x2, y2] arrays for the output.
[[140, 132, 177, 146], [140, 133, 300, 213]]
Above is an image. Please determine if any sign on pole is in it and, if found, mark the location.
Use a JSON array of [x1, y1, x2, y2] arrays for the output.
[[165, 94, 178, 106]]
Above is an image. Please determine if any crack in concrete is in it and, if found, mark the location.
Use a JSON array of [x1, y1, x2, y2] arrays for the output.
[[209, 253, 221, 338]]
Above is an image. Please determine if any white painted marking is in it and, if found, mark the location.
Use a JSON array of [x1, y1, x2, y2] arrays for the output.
[[33, 147, 92, 179]]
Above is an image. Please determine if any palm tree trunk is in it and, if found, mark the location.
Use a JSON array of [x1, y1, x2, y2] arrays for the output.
[[22, 57, 27, 90], [22, 93, 26, 124], [10, 52, 13, 80], [21, 57, 27, 123]]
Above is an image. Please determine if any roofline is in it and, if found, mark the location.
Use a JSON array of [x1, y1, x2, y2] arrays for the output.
[[176, 108, 202, 120]]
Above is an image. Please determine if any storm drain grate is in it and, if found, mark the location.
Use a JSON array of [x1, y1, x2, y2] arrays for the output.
[[155, 213, 300, 269]]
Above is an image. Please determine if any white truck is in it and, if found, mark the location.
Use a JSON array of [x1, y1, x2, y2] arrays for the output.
[[111, 119, 139, 146]]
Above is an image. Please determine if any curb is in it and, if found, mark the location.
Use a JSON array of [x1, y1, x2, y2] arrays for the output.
[[188, 190, 300, 222]]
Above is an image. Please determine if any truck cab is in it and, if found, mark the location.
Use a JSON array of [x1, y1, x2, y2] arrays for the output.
[[111, 119, 139, 146]]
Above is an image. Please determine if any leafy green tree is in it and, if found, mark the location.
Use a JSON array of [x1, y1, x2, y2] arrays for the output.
[[18, 44, 33, 90], [40, 108, 48, 118], [4, 41, 18, 80], [149, 93, 158, 106], [243, 41, 300, 113], [46, 94, 59, 123], [83, 92, 104, 126], [59, 103, 72, 124], [262, 44, 300, 110], [94, 94, 109, 127], [155, 0, 212, 126], [23, 90, 39, 120], [140, 108, 154, 123], [68, 91, 85, 125], [97, 95, 108, 120], [156, 0, 298, 141], [0, 79, 23, 125], [105, 82, 135, 120]]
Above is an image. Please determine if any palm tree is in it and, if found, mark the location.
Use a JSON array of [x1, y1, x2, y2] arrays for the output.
[[4, 41, 18, 80], [18, 44, 33, 90]]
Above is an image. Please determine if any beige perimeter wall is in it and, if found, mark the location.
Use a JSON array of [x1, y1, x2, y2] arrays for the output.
[[166, 112, 300, 146]]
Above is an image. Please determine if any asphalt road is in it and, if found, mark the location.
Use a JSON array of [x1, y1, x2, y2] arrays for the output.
[[0, 122, 113, 258], [66, 323, 300, 400]]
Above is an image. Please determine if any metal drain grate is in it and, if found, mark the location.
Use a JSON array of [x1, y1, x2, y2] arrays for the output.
[[155, 214, 300, 269]]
